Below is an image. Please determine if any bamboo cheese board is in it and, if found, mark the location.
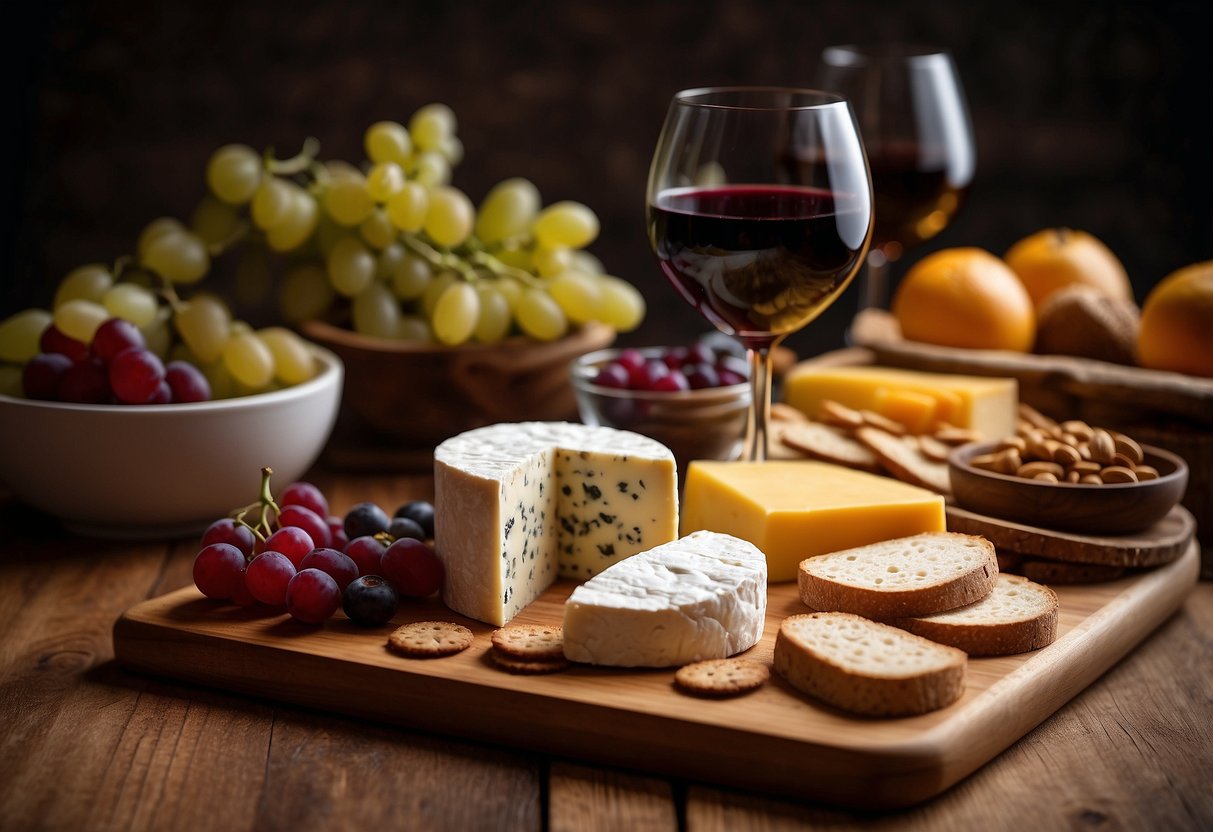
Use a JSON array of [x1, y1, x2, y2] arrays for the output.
[[113, 536, 1199, 809]]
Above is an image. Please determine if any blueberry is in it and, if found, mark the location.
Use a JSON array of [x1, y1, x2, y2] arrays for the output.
[[387, 516, 426, 541], [344, 501, 390, 540], [394, 500, 435, 538], [342, 575, 399, 627]]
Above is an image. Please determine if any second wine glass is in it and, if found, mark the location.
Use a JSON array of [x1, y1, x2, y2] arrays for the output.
[[816, 45, 976, 310], [646, 87, 873, 461]]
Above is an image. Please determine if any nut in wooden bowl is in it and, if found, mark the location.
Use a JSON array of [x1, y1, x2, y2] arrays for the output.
[[948, 440, 1188, 534], [301, 320, 616, 468]]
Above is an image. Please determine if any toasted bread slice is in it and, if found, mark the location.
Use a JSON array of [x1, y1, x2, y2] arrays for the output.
[[774, 612, 967, 716], [1017, 559, 1126, 585], [892, 573, 1058, 656], [779, 421, 883, 473], [855, 426, 952, 495], [798, 532, 998, 619]]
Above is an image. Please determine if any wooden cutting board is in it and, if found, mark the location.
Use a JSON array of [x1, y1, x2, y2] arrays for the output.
[[112, 540, 1198, 809]]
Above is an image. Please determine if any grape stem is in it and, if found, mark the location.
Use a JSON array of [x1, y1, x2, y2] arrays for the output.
[[232, 466, 280, 544], [397, 232, 543, 289], [265, 137, 321, 176]]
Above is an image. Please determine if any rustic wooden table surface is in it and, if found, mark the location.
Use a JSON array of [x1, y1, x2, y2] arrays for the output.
[[1, 467, 1210, 832]]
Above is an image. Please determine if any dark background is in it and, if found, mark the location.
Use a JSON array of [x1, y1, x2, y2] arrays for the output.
[[5, 0, 1210, 359]]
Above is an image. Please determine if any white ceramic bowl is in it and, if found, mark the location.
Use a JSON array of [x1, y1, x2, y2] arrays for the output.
[[0, 346, 343, 538]]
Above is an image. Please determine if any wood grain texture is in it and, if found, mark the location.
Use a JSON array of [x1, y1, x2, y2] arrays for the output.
[[945, 504, 1195, 567], [112, 542, 1199, 809], [2, 469, 1212, 829]]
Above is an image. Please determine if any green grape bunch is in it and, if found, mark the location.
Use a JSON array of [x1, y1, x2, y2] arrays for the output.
[[0, 103, 648, 401], [205, 103, 647, 346]]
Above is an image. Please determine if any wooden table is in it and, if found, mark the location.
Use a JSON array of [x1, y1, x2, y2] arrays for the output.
[[1, 467, 1210, 831]]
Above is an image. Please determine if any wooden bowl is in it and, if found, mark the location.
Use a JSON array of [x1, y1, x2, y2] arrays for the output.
[[948, 441, 1188, 534], [299, 320, 616, 468]]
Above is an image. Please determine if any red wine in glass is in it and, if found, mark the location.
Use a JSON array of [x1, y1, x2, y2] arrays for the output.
[[648, 185, 867, 351], [868, 140, 971, 261], [646, 87, 872, 461]]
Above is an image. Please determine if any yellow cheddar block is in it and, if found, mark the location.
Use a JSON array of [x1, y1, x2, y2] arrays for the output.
[[873, 388, 937, 434], [783, 365, 1018, 438], [681, 461, 947, 582]]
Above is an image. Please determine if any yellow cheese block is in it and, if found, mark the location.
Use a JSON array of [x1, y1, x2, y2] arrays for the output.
[[681, 460, 947, 582], [783, 365, 1018, 439]]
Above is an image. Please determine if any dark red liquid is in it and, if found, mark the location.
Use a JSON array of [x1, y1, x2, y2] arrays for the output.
[[648, 185, 868, 349], [868, 143, 970, 259]]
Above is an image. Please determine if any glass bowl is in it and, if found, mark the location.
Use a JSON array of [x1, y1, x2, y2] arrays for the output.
[[570, 347, 751, 475]]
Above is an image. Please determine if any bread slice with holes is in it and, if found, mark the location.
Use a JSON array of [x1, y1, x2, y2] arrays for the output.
[[798, 532, 998, 619], [891, 573, 1058, 656], [774, 612, 966, 716]]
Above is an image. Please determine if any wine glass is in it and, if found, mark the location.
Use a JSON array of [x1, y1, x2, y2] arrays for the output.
[[816, 45, 975, 310], [646, 87, 873, 461]]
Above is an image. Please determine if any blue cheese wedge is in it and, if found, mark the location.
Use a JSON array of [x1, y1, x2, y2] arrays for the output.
[[434, 422, 678, 626], [562, 530, 768, 667]]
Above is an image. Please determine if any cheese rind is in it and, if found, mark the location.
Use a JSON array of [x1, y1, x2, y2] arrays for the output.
[[562, 530, 767, 668], [783, 365, 1018, 438], [434, 422, 678, 626], [681, 460, 946, 582]]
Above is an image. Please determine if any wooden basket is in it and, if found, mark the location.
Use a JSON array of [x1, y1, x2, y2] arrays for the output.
[[300, 320, 616, 470]]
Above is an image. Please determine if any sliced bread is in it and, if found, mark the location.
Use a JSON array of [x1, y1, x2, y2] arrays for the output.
[[798, 532, 998, 619], [891, 573, 1059, 656], [774, 612, 967, 716]]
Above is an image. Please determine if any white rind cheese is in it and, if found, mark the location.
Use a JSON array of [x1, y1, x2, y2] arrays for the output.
[[434, 422, 678, 626], [562, 530, 768, 667]]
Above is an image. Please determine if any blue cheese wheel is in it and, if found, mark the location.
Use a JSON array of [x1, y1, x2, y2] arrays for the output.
[[434, 422, 678, 626]]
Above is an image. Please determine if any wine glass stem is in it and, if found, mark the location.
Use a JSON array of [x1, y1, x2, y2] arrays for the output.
[[862, 256, 890, 311], [742, 346, 774, 462]]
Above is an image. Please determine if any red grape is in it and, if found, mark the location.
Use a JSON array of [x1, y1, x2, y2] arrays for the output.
[[22, 353, 73, 400], [262, 526, 314, 568], [592, 362, 630, 389], [630, 359, 669, 389], [109, 347, 165, 404], [344, 535, 386, 577], [58, 357, 112, 403], [245, 551, 296, 606], [327, 516, 349, 551], [651, 370, 690, 392], [280, 481, 329, 518], [201, 518, 256, 558], [147, 380, 172, 404], [716, 354, 749, 380], [381, 538, 444, 599], [165, 360, 211, 403], [40, 325, 88, 361], [615, 348, 646, 373], [91, 318, 145, 363], [684, 362, 720, 390], [718, 369, 746, 386], [687, 342, 717, 366], [192, 543, 247, 600], [279, 504, 331, 548], [285, 568, 341, 623], [661, 346, 690, 370], [299, 547, 358, 591]]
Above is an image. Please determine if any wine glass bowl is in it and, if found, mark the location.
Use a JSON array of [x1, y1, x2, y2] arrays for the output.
[[816, 45, 975, 308], [646, 87, 873, 460]]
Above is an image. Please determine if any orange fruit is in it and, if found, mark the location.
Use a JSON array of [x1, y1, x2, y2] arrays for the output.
[[1003, 228, 1133, 310], [892, 247, 1035, 352], [1137, 261, 1213, 377]]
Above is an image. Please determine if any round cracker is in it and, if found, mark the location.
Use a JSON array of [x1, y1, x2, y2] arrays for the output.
[[674, 658, 769, 697], [491, 651, 570, 675], [490, 624, 565, 661], [387, 621, 473, 658]]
